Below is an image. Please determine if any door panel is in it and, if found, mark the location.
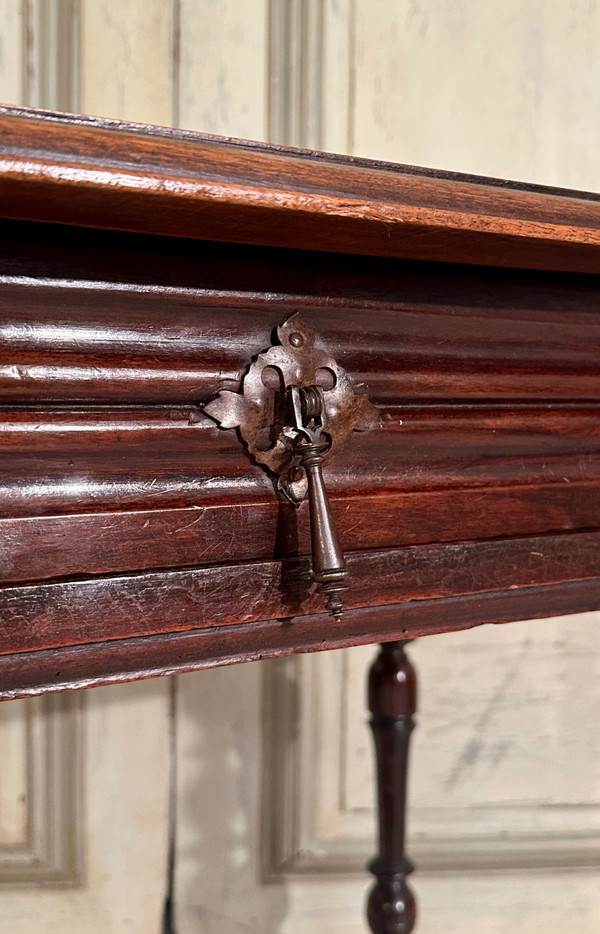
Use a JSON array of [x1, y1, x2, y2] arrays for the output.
[[0, 5, 173, 932]]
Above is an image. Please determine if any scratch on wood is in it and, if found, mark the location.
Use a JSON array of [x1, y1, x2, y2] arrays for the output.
[[173, 508, 205, 534]]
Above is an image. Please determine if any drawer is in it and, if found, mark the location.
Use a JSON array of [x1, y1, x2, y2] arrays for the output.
[[2, 106, 600, 697], [2, 217, 600, 696]]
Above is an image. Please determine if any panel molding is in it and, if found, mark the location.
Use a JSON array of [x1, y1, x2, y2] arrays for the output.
[[0, 0, 82, 888], [268, 0, 353, 151], [0, 694, 82, 885], [22, 0, 80, 113], [262, 649, 600, 877], [268, 0, 324, 148]]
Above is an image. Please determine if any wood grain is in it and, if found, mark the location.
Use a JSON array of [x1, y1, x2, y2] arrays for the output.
[[3, 404, 600, 508], [1, 400, 600, 584], [2, 222, 600, 404], [0, 531, 599, 659], [3, 107, 600, 702], [3, 105, 600, 272], [2, 480, 600, 586], [1, 577, 599, 700]]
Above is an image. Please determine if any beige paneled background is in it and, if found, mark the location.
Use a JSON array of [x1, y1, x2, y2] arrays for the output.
[[1, 2, 600, 933], [0, 4, 172, 933]]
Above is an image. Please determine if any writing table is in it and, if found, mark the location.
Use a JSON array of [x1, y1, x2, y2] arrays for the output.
[[1, 105, 600, 931]]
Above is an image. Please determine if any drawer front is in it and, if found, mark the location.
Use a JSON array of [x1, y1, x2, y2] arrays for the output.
[[2, 218, 600, 694]]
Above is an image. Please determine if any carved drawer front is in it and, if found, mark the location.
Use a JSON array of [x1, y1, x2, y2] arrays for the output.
[[2, 132, 600, 694]]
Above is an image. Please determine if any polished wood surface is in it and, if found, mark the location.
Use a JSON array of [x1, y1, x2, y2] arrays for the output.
[[0, 107, 599, 694], [3, 106, 600, 930], [367, 641, 417, 934], [3, 105, 600, 273]]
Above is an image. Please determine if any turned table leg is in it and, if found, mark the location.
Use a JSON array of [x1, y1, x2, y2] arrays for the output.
[[367, 641, 417, 934]]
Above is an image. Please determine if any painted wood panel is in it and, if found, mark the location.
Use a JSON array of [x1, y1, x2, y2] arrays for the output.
[[0, 700, 28, 847], [0, 0, 83, 893], [351, 0, 600, 191], [0, 695, 81, 885], [275, 872, 600, 934], [177, 0, 268, 139], [0, 0, 23, 105], [0, 5, 174, 932], [79, 0, 173, 124], [265, 615, 600, 874], [2, 681, 171, 933]]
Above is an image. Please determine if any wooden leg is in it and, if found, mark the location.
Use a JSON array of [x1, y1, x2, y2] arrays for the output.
[[367, 641, 417, 934]]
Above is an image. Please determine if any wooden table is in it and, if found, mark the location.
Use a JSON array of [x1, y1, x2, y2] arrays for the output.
[[2, 104, 600, 932]]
